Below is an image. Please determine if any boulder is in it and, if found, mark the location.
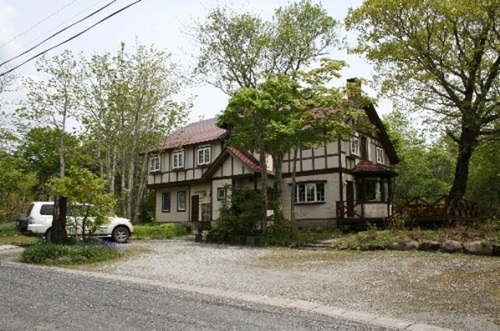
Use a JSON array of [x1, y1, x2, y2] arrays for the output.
[[441, 240, 463, 253], [387, 240, 419, 251], [419, 240, 440, 251], [463, 241, 492, 256]]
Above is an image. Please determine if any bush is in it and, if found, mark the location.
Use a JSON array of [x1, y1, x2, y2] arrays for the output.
[[20, 239, 122, 265], [212, 187, 263, 237], [133, 223, 187, 239], [0, 222, 19, 237]]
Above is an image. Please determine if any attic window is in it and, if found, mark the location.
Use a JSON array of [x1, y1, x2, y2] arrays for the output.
[[150, 156, 160, 172], [376, 147, 385, 164]]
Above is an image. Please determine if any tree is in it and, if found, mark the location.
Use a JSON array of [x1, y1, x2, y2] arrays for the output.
[[19, 127, 83, 199], [383, 110, 455, 207], [192, 0, 340, 94], [346, 0, 500, 200], [79, 42, 189, 222], [48, 167, 115, 241], [218, 60, 366, 232]]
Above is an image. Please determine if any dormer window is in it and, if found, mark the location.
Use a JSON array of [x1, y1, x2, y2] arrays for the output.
[[376, 147, 385, 164], [150, 156, 160, 172], [197, 146, 211, 165], [172, 151, 184, 169], [350, 136, 359, 156]]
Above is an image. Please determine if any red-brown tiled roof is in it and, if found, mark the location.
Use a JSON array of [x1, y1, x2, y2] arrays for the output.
[[157, 118, 228, 151], [227, 147, 275, 175], [352, 160, 397, 177]]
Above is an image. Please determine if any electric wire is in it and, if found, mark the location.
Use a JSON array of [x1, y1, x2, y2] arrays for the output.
[[0, 0, 118, 67], [0, 0, 142, 78], [0, 0, 79, 49]]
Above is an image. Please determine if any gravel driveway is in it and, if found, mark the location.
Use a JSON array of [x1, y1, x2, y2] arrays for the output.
[[96, 238, 500, 331]]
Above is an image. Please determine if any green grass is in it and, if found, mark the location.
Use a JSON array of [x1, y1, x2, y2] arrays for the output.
[[20, 239, 123, 265], [133, 223, 187, 239], [0, 222, 20, 237], [0, 222, 37, 246]]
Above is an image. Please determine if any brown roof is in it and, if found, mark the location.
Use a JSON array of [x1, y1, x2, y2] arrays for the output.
[[227, 147, 274, 175], [156, 118, 228, 151], [352, 160, 397, 177]]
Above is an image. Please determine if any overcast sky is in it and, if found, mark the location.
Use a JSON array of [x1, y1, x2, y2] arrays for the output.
[[0, 0, 390, 123]]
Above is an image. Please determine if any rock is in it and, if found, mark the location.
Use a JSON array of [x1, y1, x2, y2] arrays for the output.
[[359, 244, 385, 251], [463, 241, 492, 256], [441, 240, 463, 253], [419, 240, 440, 251], [386, 240, 418, 251], [492, 244, 500, 257]]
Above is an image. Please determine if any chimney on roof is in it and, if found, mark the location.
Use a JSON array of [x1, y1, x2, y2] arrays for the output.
[[346, 78, 362, 103]]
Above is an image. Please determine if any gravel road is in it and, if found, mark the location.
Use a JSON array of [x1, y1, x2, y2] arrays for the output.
[[95, 238, 499, 331]]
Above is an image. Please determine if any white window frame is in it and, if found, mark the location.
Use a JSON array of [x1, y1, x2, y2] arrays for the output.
[[177, 191, 186, 211], [172, 151, 184, 169], [161, 192, 170, 212], [295, 182, 325, 204], [150, 156, 160, 172], [197, 146, 211, 166], [351, 136, 359, 156], [376, 147, 385, 164], [217, 187, 226, 200]]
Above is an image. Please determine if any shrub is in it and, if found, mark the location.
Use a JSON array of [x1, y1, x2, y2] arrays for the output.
[[133, 223, 187, 239], [20, 239, 122, 265]]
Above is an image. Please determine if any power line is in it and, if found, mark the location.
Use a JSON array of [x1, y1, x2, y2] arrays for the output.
[[0, 0, 118, 67], [0, 0, 142, 78], [0, 0, 79, 49]]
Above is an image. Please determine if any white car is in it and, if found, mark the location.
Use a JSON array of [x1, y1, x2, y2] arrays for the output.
[[20, 201, 133, 243]]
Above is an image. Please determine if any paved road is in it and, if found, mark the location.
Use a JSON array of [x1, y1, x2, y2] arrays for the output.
[[0, 262, 389, 331]]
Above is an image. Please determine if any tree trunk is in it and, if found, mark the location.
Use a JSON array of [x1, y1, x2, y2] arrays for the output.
[[449, 127, 478, 200], [259, 150, 268, 233], [51, 196, 67, 244], [272, 153, 284, 217], [290, 148, 298, 234], [134, 154, 150, 223]]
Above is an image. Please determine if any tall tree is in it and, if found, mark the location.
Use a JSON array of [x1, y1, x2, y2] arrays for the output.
[[80, 42, 189, 221], [346, 0, 500, 200]]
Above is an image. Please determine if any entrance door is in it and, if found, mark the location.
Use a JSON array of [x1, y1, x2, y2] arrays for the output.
[[346, 181, 354, 217], [191, 195, 199, 222]]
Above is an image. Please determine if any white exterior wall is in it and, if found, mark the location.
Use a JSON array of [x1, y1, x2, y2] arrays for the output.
[[155, 186, 190, 222], [212, 178, 232, 220]]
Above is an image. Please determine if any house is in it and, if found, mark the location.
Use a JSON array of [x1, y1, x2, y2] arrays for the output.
[[147, 80, 399, 229]]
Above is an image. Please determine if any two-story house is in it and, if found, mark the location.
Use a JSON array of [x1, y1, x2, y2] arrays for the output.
[[147, 81, 399, 229]]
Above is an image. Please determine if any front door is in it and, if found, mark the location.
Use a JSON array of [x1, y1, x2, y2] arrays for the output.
[[191, 195, 200, 222], [346, 181, 354, 217]]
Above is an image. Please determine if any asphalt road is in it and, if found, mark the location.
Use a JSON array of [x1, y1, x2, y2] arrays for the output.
[[0, 261, 389, 331]]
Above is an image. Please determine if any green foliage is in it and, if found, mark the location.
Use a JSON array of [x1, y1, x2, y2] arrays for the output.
[[20, 239, 122, 265], [346, 0, 500, 200], [133, 223, 187, 239], [48, 167, 115, 239], [0, 222, 19, 236], [212, 187, 263, 236], [193, 0, 340, 94], [0, 151, 37, 221]]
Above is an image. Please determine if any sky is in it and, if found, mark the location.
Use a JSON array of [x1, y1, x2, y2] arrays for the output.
[[0, 0, 391, 124]]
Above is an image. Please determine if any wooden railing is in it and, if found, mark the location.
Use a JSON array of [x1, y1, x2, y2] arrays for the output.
[[336, 201, 363, 219], [397, 195, 478, 223]]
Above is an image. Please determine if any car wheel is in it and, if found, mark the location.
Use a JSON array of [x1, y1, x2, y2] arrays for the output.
[[112, 226, 130, 243], [45, 228, 52, 242]]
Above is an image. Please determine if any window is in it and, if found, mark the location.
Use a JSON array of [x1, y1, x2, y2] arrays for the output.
[[177, 191, 186, 211], [172, 151, 184, 169], [295, 183, 325, 204], [358, 178, 387, 202], [376, 147, 385, 164], [217, 188, 226, 200], [40, 204, 54, 215], [197, 146, 211, 165], [350, 136, 359, 156], [150, 156, 160, 172], [162, 193, 170, 212]]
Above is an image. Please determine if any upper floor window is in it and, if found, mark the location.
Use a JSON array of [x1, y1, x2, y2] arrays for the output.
[[150, 156, 160, 172], [350, 136, 359, 156], [376, 147, 385, 164], [197, 146, 211, 165], [295, 182, 325, 204], [172, 151, 184, 169]]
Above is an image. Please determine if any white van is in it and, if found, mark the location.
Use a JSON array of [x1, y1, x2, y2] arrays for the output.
[[20, 201, 133, 243]]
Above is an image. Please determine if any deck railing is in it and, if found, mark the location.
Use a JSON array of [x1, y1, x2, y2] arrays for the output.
[[397, 195, 478, 223]]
